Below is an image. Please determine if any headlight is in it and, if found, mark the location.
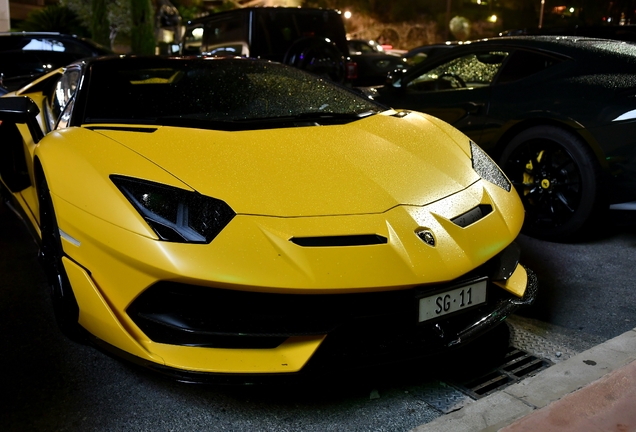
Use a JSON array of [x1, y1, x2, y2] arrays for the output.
[[111, 175, 235, 243], [470, 141, 511, 192]]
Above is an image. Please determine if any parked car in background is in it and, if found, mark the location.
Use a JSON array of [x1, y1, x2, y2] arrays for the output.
[[347, 38, 406, 86], [0, 55, 536, 382], [374, 36, 636, 241], [499, 24, 636, 42], [181, 7, 356, 83], [403, 42, 459, 67], [0, 32, 111, 92]]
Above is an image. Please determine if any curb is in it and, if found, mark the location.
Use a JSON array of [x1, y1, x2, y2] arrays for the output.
[[411, 327, 636, 432]]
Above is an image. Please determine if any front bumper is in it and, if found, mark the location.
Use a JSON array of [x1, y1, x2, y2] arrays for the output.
[[84, 263, 537, 384], [52, 178, 529, 380]]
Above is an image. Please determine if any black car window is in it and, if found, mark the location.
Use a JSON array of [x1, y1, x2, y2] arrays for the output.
[[496, 49, 563, 84], [182, 24, 204, 54], [83, 59, 383, 129], [349, 41, 376, 54], [252, 10, 348, 60], [183, 14, 249, 56], [0, 36, 97, 56], [407, 51, 509, 92], [202, 15, 248, 54]]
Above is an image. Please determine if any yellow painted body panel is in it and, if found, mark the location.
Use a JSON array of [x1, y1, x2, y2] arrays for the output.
[[494, 264, 528, 298], [88, 111, 478, 216], [63, 251, 325, 372], [62, 256, 161, 361], [144, 336, 326, 373]]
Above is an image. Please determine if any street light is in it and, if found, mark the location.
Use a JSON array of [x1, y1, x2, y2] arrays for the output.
[[539, 0, 545, 28]]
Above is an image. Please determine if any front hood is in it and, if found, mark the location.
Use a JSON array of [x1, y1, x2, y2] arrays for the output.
[[93, 112, 478, 216]]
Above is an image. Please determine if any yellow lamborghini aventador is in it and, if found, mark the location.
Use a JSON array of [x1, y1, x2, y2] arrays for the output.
[[0, 56, 537, 382]]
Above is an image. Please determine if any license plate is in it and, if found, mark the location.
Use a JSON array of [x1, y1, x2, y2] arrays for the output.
[[418, 279, 487, 323]]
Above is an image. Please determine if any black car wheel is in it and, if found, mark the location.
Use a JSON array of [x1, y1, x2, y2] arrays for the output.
[[500, 125, 601, 241], [37, 175, 85, 342], [283, 37, 346, 83]]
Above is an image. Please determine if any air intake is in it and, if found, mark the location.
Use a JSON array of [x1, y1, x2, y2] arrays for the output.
[[452, 204, 492, 228], [291, 235, 388, 247]]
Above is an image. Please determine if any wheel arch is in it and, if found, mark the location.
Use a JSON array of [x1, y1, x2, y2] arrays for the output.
[[35, 156, 86, 342], [496, 120, 607, 241], [491, 117, 608, 171]]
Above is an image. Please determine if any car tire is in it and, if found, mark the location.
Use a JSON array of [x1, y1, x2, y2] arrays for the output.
[[499, 125, 601, 241], [37, 175, 85, 343], [283, 37, 346, 83]]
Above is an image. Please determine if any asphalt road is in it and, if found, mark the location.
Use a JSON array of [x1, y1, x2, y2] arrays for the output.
[[515, 212, 636, 342], [1, 203, 635, 432]]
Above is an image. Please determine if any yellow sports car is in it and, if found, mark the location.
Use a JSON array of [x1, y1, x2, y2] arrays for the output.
[[0, 56, 536, 382]]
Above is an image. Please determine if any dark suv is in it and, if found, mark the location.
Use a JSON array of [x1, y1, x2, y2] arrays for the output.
[[181, 7, 355, 83]]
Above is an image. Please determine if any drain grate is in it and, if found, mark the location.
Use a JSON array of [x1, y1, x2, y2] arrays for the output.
[[449, 346, 552, 399], [414, 381, 471, 414], [508, 321, 577, 363]]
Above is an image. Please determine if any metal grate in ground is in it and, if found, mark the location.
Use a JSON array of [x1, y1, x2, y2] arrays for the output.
[[449, 346, 553, 399], [419, 322, 579, 411], [414, 381, 471, 414], [509, 321, 578, 363]]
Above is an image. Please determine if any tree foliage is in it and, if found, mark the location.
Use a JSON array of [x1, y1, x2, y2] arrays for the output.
[[90, 0, 110, 47], [61, 0, 134, 50], [131, 0, 156, 54], [16, 5, 88, 36], [303, 0, 446, 23]]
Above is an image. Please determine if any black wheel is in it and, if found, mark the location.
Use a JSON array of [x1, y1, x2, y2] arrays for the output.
[[37, 175, 85, 343], [438, 72, 466, 88], [499, 126, 601, 241], [283, 37, 346, 83]]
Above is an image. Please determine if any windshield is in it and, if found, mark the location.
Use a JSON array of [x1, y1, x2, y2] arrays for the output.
[[83, 57, 383, 129]]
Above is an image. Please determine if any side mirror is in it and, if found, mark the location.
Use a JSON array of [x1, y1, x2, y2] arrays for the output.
[[385, 68, 407, 90], [0, 96, 44, 143]]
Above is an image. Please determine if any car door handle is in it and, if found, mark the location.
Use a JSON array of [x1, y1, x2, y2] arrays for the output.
[[463, 102, 485, 115]]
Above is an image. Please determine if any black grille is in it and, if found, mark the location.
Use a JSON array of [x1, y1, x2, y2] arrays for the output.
[[127, 272, 514, 351], [128, 283, 416, 348]]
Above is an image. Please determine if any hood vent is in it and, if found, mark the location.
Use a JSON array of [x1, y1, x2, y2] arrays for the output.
[[87, 126, 157, 133], [291, 234, 388, 247], [452, 204, 493, 228]]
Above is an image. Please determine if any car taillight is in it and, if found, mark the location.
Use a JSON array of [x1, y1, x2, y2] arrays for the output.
[[346, 61, 358, 80]]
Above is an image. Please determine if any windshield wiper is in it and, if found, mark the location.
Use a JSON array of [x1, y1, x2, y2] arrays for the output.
[[288, 110, 378, 120], [233, 110, 379, 124]]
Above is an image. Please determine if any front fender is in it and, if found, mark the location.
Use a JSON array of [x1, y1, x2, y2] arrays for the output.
[[34, 127, 190, 239]]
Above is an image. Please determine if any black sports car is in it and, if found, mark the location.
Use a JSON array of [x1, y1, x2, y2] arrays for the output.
[[375, 36, 636, 240]]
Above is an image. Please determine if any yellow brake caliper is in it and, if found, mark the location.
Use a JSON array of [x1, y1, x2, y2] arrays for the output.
[[522, 150, 544, 197]]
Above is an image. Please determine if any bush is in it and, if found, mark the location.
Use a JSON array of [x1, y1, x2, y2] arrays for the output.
[[16, 5, 89, 36]]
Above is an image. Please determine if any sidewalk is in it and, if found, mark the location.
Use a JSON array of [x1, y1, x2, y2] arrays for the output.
[[412, 327, 636, 432]]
